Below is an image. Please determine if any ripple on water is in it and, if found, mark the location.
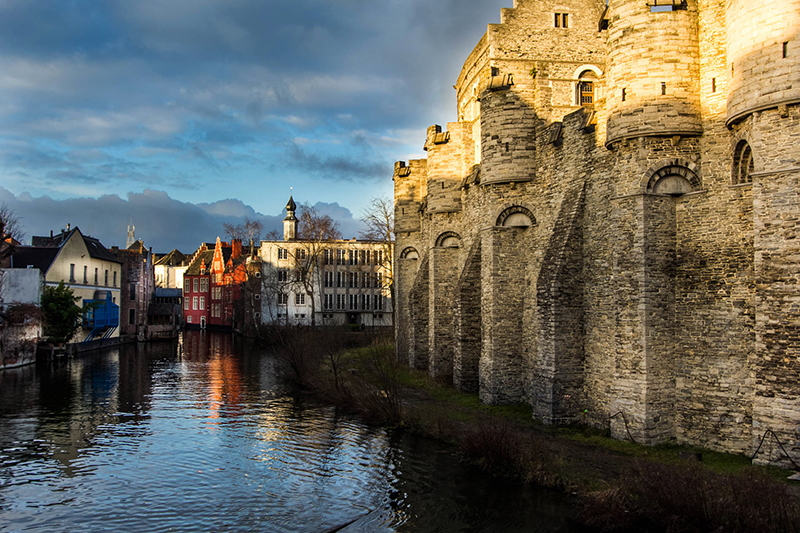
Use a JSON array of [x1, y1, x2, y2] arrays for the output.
[[0, 335, 584, 533]]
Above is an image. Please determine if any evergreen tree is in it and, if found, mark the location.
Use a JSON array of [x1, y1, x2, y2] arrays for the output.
[[42, 282, 82, 344]]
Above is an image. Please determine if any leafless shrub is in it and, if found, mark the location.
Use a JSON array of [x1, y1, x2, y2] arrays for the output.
[[581, 461, 800, 533]]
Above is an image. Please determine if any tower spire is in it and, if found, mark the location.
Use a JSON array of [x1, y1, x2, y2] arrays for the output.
[[126, 221, 135, 248], [283, 190, 297, 241]]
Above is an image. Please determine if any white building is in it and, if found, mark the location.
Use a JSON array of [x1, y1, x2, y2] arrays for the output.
[[0, 268, 44, 368], [259, 197, 393, 327]]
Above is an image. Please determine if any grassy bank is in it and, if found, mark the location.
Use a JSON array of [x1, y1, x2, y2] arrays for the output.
[[271, 329, 800, 532]]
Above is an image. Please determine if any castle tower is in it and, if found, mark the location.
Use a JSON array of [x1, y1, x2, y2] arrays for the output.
[[605, 0, 702, 148], [283, 195, 297, 241], [727, 0, 800, 466], [601, 0, 707, 444], [393, 160, 427, 369]]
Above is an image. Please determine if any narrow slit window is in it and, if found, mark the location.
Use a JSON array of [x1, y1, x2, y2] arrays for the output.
[[783, 42, 789, 59], [661, 82, 667, 95], [711, 78, 716, 93], [554, 13, 560, 27], [562, 14, 568, 28], [622, 88, 627, 102]]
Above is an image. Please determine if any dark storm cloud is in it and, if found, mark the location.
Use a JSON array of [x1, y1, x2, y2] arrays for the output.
[[284, 142, 390, 182], [0, 187, 363, 253], [0, 0, 510, 206]]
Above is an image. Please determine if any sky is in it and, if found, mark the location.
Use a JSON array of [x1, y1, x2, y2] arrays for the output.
[[0, 0, 509, 252]]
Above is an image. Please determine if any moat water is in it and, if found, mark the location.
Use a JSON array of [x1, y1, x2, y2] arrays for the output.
[[0, 331, 584, 532]]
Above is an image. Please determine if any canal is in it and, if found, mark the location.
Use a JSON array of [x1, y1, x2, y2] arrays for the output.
[[0, 331, 584, 532]]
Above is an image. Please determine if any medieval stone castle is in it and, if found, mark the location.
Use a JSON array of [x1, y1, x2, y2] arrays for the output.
[[392, 0, 800, 464]]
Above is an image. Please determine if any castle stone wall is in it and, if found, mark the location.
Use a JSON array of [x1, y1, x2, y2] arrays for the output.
[[392, 0, 800, 466]]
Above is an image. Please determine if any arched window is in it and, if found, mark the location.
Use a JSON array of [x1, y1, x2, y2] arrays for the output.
[[435, 231, 461, 248], [576, 70, 598, 107], [645, 164, 701, 196], [732, 140, 754, 184], [400, 247, 419, 259], [496, 206, 536, 227]]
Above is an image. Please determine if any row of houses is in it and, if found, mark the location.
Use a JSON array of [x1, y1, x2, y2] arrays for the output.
[[0, 196, 393, 367]]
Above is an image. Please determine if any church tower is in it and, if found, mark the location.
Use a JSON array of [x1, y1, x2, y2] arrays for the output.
[[126, 223, 135, 248], [283, 196, 297, 241]]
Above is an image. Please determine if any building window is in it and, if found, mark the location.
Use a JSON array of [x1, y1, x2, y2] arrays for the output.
[[278, 268, 288, 282], [105, 270, 109, 286], [349, 272, 356, 288], [113, 271, 117, 287], [349, 294, 358, 311], [784, 42, 789, 59], [324, 294, 333, 310], [278, 248, 288, 260], [184, 298, 190, 311], [199, 297, 205, 310], [184, 279, 190, 293], [362, 294, 370, 310], [69, 264, 75, 282], [376, 272, 382, 288], [555, 13, 568, 28], [187, 315, 193, 324], [95, 268, 98, 284], [193, 279, 199, 292], [295, 293, 306, 305], [661, 82, 667, 95], [129, 308, 135, 325], [278, 293, 288, 305], [336, 294, 345, 310], [732, 140, 754, 184], [576, 70, 598, 106], [130, 283, 136, 301], [83, 266, 88, 283], [192, 297, 198, 310], [324, 271, 334, 288], [374, 295, 383, 311], [298, 249, 307, 261], [201, 278, 208, 292]]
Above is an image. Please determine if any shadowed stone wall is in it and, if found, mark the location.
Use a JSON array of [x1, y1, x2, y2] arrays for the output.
[[391, 0, 800, 465]]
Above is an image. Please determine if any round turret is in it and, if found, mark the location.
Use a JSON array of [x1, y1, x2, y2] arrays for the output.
[[726, 0, 800, 125], [605, 0, 702, 146]]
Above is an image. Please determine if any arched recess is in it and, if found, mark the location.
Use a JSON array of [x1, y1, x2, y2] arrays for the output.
[[496, 205, 536, 227], [435, 231, 461, 248], [732, 140, 754, 184], [643, 160, 702, 196], [572, 65, 603, 107], [400, 246, 420, 259]]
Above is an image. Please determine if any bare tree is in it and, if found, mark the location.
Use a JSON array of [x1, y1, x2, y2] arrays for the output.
[[0, 204, 23, 266], [288, 204, 342, 327], [223, 216, 264, 243], [359, 196, 395, 326]]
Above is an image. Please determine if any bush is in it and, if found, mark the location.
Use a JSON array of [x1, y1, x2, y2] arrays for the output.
[[581, 461, 800, 532]]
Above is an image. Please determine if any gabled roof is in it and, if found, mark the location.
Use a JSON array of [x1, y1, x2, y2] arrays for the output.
[[185, 250, 215, 276], [30, 227, 122, 264], [9, 246, 60, 273], [127, 240, 148, 254], [154, 249, 187, 266]]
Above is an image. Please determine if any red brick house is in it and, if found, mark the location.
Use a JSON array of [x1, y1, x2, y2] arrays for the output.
[[183, 237, 260, 331]]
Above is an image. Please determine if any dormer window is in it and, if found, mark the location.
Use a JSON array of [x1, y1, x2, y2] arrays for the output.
[[555, 13, 568, 28]]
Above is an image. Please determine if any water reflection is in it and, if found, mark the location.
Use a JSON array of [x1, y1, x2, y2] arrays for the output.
[[0, 331, 583, 532]]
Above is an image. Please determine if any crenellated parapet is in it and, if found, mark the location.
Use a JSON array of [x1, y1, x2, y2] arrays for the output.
[[393, 160, 427, 233], [424, 124, 471, 214]]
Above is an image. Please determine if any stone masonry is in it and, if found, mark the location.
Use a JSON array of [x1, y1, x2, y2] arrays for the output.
[[392, 0, 800, 466]]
